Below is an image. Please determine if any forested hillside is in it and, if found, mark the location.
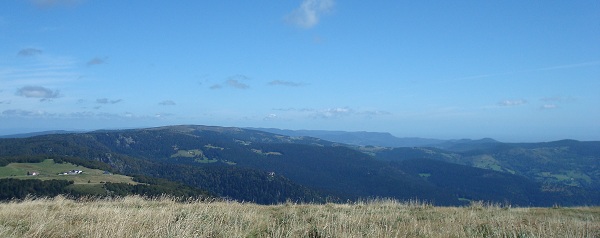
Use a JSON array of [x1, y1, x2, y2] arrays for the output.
[[1, 125, 598, 206]]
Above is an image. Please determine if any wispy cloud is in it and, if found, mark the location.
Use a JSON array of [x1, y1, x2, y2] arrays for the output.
[[540, 96, 575, 103], [96, 98, 122, 104], [273, 107, 390, 119], [263, 113, 279, 121], [1, 109, 51, 117], [158, 100, 176, 106], [16, 86, 60, 100], [17, 48, 43, 57], [268, 80, 307, 87], [453, 61, 600, 83], [209, 84, 223, 90], [540, 104, 558, 110], [0, 109, 154, 121], [226, 79, 250, 89], [154, 113, 174, 118], [87, 57, 107, 66], [533, 61, 600, 72], [1, 55, 79, 88], [314, 107, 353, 118], [285, 0, 334, 28], [273, 107, 314, 112], [211, 75, 251, 90], [360, 110, 392, 117], [498, 99, 527, 107], [538, 96, 575, 110]]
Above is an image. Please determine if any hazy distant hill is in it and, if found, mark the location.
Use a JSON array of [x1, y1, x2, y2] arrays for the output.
[[373, 140, 600, 192], [250, 128, 445, 147], [0, 130, 83, 139], [0, 125, 598, 206]]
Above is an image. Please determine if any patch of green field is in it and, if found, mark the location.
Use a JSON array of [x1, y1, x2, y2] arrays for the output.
[[566, 170, 592, 184], [171, 149, 219, 163], [537, 170, 593, 187], [0, 159, 137, 185], [472, 155, 504, 172]]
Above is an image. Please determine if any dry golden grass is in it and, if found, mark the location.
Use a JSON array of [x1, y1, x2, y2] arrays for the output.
[[0, 196, 598, 238]]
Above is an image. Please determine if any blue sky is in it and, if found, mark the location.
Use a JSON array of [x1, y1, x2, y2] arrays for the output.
[[1, 0, 599, 142]]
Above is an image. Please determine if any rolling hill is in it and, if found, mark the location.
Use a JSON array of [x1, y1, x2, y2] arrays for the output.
[[0, 125, 598, 206]]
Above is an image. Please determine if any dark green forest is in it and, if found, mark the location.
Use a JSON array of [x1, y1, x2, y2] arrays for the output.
[[0, 125, 598, 206]]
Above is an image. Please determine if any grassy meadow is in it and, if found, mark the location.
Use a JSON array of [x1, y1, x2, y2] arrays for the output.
[[0, 159, 138, 196], [0, 159, 136, 185], [0, 196, 597, 238]]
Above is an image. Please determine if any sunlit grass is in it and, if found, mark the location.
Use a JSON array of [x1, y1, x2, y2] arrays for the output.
[[0, 196, 597, 237]]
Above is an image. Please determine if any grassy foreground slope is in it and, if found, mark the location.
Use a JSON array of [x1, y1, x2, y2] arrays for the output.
[[0, 196, 598, 238]]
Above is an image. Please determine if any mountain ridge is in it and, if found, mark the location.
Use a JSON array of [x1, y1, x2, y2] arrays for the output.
[[0, 125, 598, 206]]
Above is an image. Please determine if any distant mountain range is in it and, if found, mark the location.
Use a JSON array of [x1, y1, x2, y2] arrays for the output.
[[0, 130, 84, 139], [249, 128, 506, 150], [249, 128, 448, 147], [0, 125, 598, 206]]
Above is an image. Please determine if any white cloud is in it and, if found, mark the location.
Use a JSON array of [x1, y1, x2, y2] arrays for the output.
[[317, 107, 352, 118], [498, 99, 527, 107], [286, 0, 334, 28], [263, 113, 279, 120], [16, 86, 60, 99]]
